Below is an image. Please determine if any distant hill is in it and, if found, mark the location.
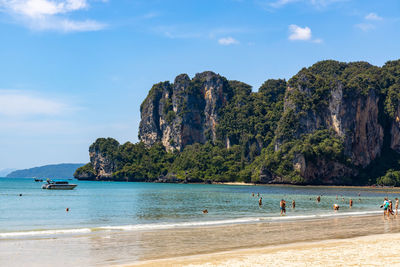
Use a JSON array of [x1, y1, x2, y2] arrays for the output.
[[7, 164, 85, 179], [0, 168, 16, 177]]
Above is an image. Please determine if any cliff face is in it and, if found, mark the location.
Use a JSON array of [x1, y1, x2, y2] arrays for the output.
[[139, 71, 232, 151], [75, 138, 120, 180], [269, 61, 385, 184], [89, 147, 116, 178]]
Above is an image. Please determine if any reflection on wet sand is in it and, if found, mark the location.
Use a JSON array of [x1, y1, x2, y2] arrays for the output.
[[1, 215, 400, 267]]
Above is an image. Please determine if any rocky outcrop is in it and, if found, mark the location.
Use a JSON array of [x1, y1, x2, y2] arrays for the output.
[[273, 61, 384, 183], [139, 71, 232, 151]]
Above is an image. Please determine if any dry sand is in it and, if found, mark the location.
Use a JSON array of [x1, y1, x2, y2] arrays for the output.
[[127, 232, 400, 267]]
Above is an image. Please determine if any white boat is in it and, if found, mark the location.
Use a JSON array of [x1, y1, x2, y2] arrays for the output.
[[42, 180, 77, 190]]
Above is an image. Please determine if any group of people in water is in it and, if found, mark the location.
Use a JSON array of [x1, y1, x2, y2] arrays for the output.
[[250, 193, 366, 215], [203, 193, 400, 217], [381, 197, 399, 219]]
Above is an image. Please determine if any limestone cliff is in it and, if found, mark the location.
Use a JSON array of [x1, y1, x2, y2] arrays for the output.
[[268, 61, 384, 184], [76, 59, 400, 185], [139, 71, 233, 151]]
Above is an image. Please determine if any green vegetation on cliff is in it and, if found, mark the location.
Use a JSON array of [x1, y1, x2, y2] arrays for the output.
[[76, 59, 400, 185]]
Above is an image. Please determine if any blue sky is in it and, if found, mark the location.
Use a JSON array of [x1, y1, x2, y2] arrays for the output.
[[0, 0, 399, 170]]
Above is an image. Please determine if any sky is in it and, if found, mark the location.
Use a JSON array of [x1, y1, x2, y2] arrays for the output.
[[0, 0, 399, 170]]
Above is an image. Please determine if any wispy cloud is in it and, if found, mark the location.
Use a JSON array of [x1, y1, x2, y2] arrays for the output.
[[355, 23, 375, 32], [0, 90, 72, 117], [268, 0, 299, 8], [354, 12, 383, 32], [265, 0, 347, 9], [0, 0, 106, 32], [218, 37, 239, 45], [365, 12, 382, 21]]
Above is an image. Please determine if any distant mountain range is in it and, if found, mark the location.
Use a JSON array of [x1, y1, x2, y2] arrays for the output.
[[7, 163, 85, 179]]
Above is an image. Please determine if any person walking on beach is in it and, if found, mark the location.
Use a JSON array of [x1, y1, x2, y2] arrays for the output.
[[349, 199, 353, 208], [395, 198, 399, 216], [280, 199, 286, 215], [292, 200, 295, 209]]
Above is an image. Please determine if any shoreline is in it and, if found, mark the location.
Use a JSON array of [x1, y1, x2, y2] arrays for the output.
[[125, 232, 400, 267], [73, 178, 400, 190], [3, 213, 400, 266]]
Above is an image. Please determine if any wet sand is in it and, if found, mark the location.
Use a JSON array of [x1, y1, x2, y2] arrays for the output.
[[2, 214, 400, 266]]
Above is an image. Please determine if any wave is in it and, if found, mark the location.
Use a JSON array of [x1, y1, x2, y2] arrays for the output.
[[0, 210, 381, 238], [0, 228, 91, 238]]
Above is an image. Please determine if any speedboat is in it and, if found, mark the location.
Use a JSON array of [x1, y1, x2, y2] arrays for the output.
[[42, 180, 77, 190]]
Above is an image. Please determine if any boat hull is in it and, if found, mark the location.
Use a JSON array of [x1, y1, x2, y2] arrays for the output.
[[42, 184, 77, 190]]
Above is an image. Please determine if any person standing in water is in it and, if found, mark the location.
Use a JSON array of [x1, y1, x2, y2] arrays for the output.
[[395, 198, 399, 216], [381, 198, 389, 219], [259, 197, 262, 206], [316, 196, 321, 203], [292, 200, 295, 209], [280, 199, 286, 215], [349, 199, 353, 208]]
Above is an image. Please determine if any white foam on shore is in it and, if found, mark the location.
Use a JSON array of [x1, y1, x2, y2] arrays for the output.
[[99, 210, 382, 231], [0, 210, 382, 238], [0, 228, 92, 238]]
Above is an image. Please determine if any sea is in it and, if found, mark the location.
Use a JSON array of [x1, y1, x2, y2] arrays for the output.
[[0, 177, 396, 238]]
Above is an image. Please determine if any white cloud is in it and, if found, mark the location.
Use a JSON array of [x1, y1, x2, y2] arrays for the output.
[[218, 37, 239, 45], [365, 12, 383, 21], [288, 24, 311, 41], [288, 24, 322, 43], [0, 90, 70, 116], [0, 0, 106, 32], [355, 23, 375, 32]]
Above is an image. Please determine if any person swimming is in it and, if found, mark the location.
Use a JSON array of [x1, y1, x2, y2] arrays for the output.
[[280, 199, 286, 215], [333, 204, 339, 211], [202, 209, 208, 214]]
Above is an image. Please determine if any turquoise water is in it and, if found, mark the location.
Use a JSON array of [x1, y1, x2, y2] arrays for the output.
[[0, 178, 397, 236]]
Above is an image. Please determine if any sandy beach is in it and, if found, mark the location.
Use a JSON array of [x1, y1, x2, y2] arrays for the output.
[[129, 232, 400, 267]]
